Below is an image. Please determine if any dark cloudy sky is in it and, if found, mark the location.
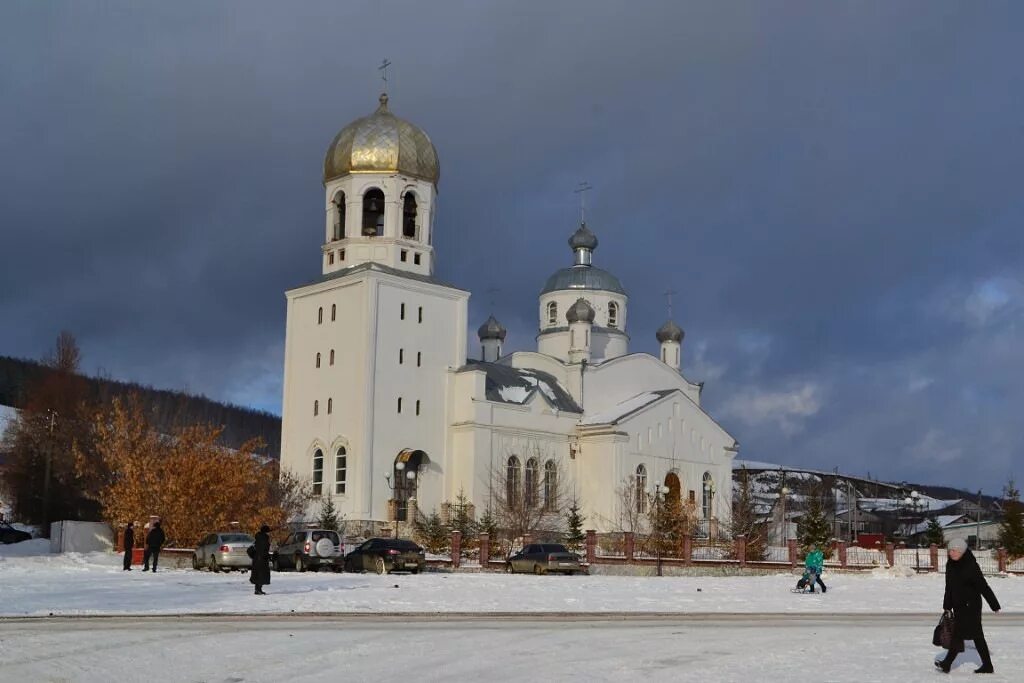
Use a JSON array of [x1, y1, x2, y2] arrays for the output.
[[2, 2, 1022, 493]]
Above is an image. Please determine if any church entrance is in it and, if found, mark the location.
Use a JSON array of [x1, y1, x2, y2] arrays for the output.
[[391, 449, 429, 522]]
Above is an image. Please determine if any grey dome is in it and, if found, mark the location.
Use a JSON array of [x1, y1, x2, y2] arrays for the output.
[[541, 266, 626, 295], [656, 320, 684, 343], [566, 298, 596, 324], [568, 223, 598, 251], [477, 314, 507, 341]]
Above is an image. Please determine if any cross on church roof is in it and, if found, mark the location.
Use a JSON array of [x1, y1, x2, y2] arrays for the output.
[[379, 59, 392, 91], [574, 181, 593, 224], [664, 289, 677, 319]]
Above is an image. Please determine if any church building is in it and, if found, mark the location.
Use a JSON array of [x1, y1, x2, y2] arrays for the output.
[[279, 93, 738, 534]]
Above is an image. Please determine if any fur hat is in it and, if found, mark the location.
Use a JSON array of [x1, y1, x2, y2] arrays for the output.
[[948, 538, 968, 554]]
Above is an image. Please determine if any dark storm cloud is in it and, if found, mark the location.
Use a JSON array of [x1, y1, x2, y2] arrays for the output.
[[1, 2, 1022, 491]]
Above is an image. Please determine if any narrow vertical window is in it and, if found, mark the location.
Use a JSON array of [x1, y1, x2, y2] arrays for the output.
[[328, 252, 335, 265], [608, 302, 618, 328], [318, 307, 323, 325], [400, 303, 405, 320], [397, 397, 403, 414], [329, 349, 335, 365], [400, 250, 408, 262], [544, 460, 557, 511], [402, 193, 418, 238], [416, 352, 421, 367], [525, 459, 538, 508], [413, 253, 421, 265], [327, 398, 332, 414], [331, 304, 336, 321], [415, 400, 421, 416], [340, 249, 345, 261], [314, 400, 319, 416], [316, 353, 321, 368], [335, 447, 347, 494], [399, 348, 404, 364], [332, 191, 346, 240], [418, 306, 423, 323], [506, 456, 522, 508], [547, 302, 557, 325], [636, 465, 648, 514], [312, 449, 323, 496]]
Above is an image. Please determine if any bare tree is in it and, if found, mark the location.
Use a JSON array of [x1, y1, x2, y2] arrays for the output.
[[485, 443, 566, 555]]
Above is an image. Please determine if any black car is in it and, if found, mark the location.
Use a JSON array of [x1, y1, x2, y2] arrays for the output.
[[0, 522, 32, 544], [344, 538, 426, 575]]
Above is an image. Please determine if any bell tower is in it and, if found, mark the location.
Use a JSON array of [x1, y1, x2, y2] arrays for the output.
[[320, 93, 440, 277]]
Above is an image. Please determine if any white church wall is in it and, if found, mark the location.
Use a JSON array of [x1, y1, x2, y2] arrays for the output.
[[536, 289, 628, 362], [585, 354, 701, 414]]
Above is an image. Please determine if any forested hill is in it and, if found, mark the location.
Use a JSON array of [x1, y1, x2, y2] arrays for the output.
[[0, 356, 281, 457]]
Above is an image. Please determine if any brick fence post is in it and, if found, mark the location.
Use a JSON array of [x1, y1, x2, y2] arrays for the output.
[[930, 544, 939, 572], [998, 547, 1008, 573], [787, 538, 798, 568], [837, 540, 847, 569], [682, 534, 693, 566], [585, 529, 596, 565], [624, 532, 635, 562], [479, 533, 490, 568], [885, 542, 895, 567], [736, 535, 747, 568], [451, 531, 462, 569]]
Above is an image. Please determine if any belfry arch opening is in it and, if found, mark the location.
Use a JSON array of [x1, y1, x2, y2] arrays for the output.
[[402, 193, 418, 239], [392, 449, 429, 522], [362, 188, 385, 237], [332, 191, 346, 240]]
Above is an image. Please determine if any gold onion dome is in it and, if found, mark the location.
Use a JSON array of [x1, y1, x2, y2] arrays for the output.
[[323, 93, 440, 185]]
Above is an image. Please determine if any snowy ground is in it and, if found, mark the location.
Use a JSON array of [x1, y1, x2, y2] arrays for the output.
[[1, 541, 1020, 617], [2, 615, 1022, 682], [2, 542, 1021, 681]]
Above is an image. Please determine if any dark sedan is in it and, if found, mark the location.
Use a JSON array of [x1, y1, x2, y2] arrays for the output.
[[507, 543, 583, 575], [0, 522, 32, 544], [344, 538, 426, 575]]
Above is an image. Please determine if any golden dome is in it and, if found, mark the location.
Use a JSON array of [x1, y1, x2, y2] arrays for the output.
[[323, 94, 440, 185]]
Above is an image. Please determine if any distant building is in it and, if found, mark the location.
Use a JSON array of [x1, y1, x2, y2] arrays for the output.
[[278, 93, 738, 533]]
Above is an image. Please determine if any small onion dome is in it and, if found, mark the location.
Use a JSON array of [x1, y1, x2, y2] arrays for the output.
[[568, 223, 599, 251], [565, 298, 596, 324], [656, 320, 684, 343], [477, 314, 507, 341]]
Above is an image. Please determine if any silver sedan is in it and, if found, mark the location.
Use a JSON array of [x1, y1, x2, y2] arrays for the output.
[[192, 532, 255, 572]]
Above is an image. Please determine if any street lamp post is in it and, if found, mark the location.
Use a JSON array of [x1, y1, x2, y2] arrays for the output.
[[779, 486, 791, 546], [903, 490, 923, 572], [652, 483, 670, 577], [42, 409, 57, 535], [384, 463, 418, 539]]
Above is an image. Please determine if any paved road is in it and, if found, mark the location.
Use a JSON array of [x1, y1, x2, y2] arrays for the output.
[[2, 614, 1021, 682]]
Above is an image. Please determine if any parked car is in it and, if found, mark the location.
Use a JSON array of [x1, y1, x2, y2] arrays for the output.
[[192, 532, 255, 572], [344, 538, 425, 575], [0, 522, 32, 544], [506, 543, 583, 575], [273, 529, 344, 572]]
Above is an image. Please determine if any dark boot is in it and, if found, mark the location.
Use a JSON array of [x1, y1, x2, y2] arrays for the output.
[[936, 648, 957, 673], [974, 636, 993, 673]]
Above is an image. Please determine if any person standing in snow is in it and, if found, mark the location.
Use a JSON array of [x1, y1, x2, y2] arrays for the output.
[[122, 522, 135, 571], [935, 538, 1000, 674], [145, 521, 166, 572], [802, 546, 827, 593], [249, 524, 271, 595]]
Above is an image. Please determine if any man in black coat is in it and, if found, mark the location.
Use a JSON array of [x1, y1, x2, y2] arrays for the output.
[[249, 524, 272, 595], [122, 522, 135, 571], [935, 539, 1000, 674], [145, 521, 166, 573]]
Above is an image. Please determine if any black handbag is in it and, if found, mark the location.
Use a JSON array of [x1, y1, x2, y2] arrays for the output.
[[932, 611, 958, 650], [246, 545, 255, 559]]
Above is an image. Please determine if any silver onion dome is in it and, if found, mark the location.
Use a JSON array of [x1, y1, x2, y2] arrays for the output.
[[477, 314, 507, 341], [656, 320, 684, 343], [565, 298, 596, 324]]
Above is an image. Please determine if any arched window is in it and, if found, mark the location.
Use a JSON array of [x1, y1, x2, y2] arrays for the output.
[[506, 456, 522, 508], [329, 349, 335, 365], [335, 447, 347, 494], [636, 465, 648, 514], [331, 304, 336, 321], [544, 460, 557, 511], [402, 193, 418, 239], [525, 458, 539, 508], [332, 191, 346, 240], [312, 448, 323, 495], [362, 188, 385, 236], [608, 302, 618, 328], [318, 307, 323, 324], [316, 353, 321, 368], [547, 302, 557, 325], [702, 472, 714, 520], [327, 398, 332, 414]]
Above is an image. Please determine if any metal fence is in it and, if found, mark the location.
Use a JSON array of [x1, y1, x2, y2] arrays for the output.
[[763, 545, 790, 563], [1009, 555, 1024, 573], [892, 547, 931, 571], [846, 546, 887, 567]]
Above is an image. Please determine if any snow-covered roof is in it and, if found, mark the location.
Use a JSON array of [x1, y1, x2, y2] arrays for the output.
[[457, 361, 582, 413], [579, 390, 673, 426], [859, 497, 961, 514]]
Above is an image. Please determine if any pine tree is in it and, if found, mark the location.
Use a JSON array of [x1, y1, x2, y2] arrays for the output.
[[797, 494, 832, 557], [477, 506, 504, 558], [448, 487, 478, 551], [924, 517, 946, 547], [731, 468, 767, 561], [564, 497, 586, 553], [317, 496, 340, 531], [413, 509, 450, 555], [998, 478, 1024, 560]]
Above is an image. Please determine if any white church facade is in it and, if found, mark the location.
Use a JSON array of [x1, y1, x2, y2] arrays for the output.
[[279, 93, 738, 534]]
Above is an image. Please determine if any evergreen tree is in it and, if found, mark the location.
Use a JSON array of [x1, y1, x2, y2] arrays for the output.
[[924, 517, 946, 547], [563, 497, 586, 553], [731, 468, 767, 561], [477, 506, 504, 557], [797, 494, 832, 558], [413, 508, 451, 555], [317, 496, 340, 531], [448, 487, 478, 551], [998, 478, 1024, 559]]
